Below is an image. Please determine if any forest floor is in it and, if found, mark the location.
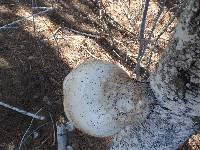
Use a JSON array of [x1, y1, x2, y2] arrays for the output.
[[0, 0, 199, 149]]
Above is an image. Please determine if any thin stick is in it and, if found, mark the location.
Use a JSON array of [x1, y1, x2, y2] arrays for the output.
[[38, 137, 50, 148], [85, 49, 100, 59], [18, 108, 44, 150], [49, 112, 56, 146], [21, 122, 49, 144], [57, 122, 67, 150], [31, 0, 36, 34], [153, 15, 176, 45], [64, 27, 100, 39], [121, 0, 143, 29], [148, 1, 165, 45], [0, 101, 45, 120], [0, 7, 54, 30], [144, 1, 165, 68], [153, 1, 188, 50], [135, 0, 150, 77]]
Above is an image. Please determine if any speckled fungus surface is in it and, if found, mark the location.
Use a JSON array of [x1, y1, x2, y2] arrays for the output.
[[63, 60, 151, 137]]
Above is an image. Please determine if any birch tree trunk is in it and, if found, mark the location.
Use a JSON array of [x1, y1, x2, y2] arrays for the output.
[[111, 1, 200, 149]]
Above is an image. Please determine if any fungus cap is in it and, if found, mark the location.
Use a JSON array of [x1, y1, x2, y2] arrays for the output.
[[63, 60, 150, 137]]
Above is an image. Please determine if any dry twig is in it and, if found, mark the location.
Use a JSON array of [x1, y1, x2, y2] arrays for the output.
[[135, 0, 150, 78], [18, 108, 44, 150], [0, 7, 54, 30], [0, 101, 45, 120], [56, 122, 67, 150]]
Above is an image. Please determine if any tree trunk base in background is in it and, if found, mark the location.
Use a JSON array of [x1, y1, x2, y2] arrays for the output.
[[111, 1, 200, 149]]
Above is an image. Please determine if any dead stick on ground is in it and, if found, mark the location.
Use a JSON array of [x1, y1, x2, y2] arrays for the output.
[[57, 122, 67, 150], [0, 7, 54, 30], [0, 101, 45, 120], [64, 27, 100, 39], [49, 112, 56, 146]]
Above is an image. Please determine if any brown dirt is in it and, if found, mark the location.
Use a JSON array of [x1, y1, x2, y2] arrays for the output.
[[0, 0, 199, 150]]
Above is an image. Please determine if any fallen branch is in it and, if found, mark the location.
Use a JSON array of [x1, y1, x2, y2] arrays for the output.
[[64, 27, 100, 39], [57, 122, 67, 150], [0, 101, 45, 120], [0, 7, 54, 30]]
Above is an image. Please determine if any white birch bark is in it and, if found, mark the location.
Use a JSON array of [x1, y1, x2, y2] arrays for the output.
[[111, 1, 200, 149]]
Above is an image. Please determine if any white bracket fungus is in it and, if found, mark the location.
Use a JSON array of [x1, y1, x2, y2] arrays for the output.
[[63, 60, 151, 137]]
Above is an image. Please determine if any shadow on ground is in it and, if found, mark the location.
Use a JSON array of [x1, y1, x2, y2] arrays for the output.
[[0, 1, 112, 149]]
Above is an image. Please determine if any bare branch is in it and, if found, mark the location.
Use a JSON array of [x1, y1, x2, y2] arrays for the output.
[[57, 122, 67, 150], [64, 27, 100, 39], [135, 0, 150, 78], [0, 7, 54, 30], [0, 101, 45, 120]]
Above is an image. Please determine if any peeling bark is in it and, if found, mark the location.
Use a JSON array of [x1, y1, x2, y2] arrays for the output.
[[111, 1, 200, 149], [150, 0, 200, 115]]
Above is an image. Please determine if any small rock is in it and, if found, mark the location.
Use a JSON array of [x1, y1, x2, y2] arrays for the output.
[[33, 94, 39, 99], [43, 96, 52, 105], [20, 45, 25, 49], [66, 145, 73, 150], [0, 57, 11, 69], [186, 83, 190, 88], [33, 131, 39, 139], [28, 56, 35, 60], [7, 142, 15, 150]]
